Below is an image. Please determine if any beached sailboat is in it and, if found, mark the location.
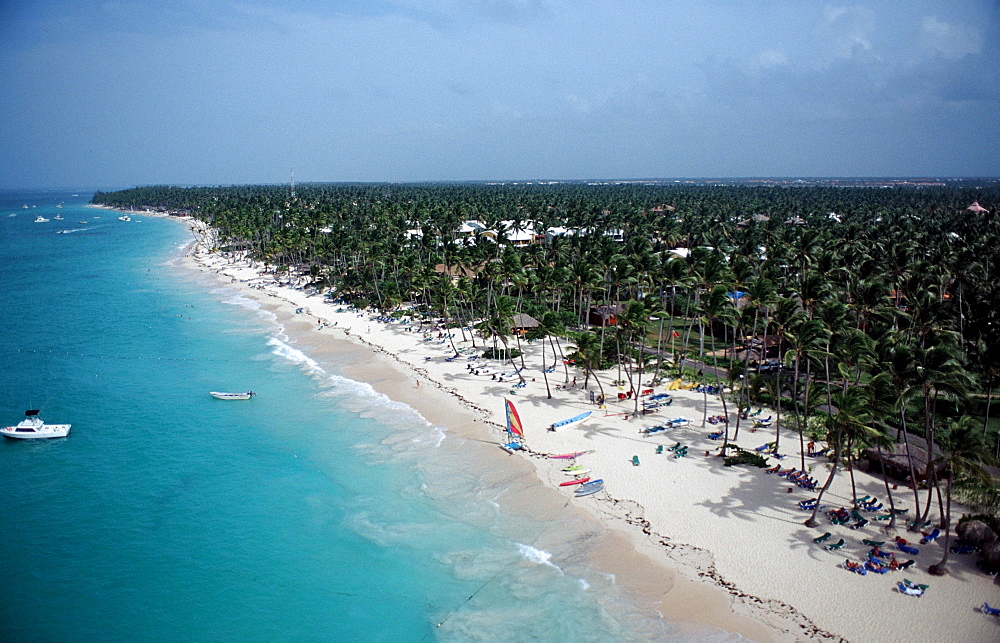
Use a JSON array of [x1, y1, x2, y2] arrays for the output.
[[209, 391, 255, 400], [1, 410, 71, 439], [500, 398, 524, 452], [548, 411, 592, 432]]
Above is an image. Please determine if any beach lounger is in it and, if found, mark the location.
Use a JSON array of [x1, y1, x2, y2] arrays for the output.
[[903, 578, 929, 591], [897, 543, 919, 555], [854, 495, 871, 504], [981, 602, 1000, 616], [813, 532, 832, 544], [656, 445, 664, 454], [920, 528, 941, 544], [632, 455, 640, 466], [674, 447, 689, 458], [765, 465, 781, 474], [898, 559, 915, 570], [667, 442, 682, 452], [868, 546, 891, 559], [824, 538, 846, 551], [865, 561, 889, 574], [862, 539, 885, 547], [897, 582, 924, 597], [708, 431, 724, 440], [850, 518, 870, 530], [950, 544, 975, 554], [843, 560, 868, 575]]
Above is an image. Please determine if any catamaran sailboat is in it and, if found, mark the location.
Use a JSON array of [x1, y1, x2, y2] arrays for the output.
[[500, 398, 524, 453]]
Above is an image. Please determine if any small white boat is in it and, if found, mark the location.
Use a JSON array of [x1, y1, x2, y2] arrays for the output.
[[118, 215, 131, 222], [1, 410, 71, 439], [34, 215, 49, 223], [209, 391, 255, 400], [53, 214, 63, 220]]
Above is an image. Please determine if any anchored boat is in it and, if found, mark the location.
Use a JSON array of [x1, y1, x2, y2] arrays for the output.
[[1, 410, 71, 439], [209, 391, 255, 400]]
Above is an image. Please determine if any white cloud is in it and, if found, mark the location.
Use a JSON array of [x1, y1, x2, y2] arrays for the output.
[[921, 15, 982, 59]]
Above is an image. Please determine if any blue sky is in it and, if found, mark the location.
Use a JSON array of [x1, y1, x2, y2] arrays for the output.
[[0, 0, 997, 188]]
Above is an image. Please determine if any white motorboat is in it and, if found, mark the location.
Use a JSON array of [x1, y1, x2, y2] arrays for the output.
[[209, 391, 255, 400], [118, 215, 131, 222], [34, 215, 49, 223], [1, 410, 71, 439]]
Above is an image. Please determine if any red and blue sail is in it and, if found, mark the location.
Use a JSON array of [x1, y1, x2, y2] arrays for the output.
[[505, 398, 524, 437]]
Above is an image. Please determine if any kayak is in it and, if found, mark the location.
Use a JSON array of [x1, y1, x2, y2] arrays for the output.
[[559, 477, 591, 487], [564, 468, 590, 476]]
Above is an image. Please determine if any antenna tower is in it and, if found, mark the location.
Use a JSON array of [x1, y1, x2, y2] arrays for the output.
[[290, 168, 296, 199]]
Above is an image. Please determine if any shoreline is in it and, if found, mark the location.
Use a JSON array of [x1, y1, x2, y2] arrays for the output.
[[167, 213, 997, 642]]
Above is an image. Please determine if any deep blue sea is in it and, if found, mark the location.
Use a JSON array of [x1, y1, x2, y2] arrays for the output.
[[0, 190, 737, 642]]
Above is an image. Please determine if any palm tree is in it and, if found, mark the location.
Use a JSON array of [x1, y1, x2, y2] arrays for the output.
[[804, 386, 874, 527], [927, 415, 994, 575], [570, 330, 606, 401], [897, 334, 975, 526], [783, 317, 829, 471]]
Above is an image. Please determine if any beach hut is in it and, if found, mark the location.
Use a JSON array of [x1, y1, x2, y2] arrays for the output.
[[862, 441, 945, 484], [510, 313, 540, 335], [588, 304, 623, 327]]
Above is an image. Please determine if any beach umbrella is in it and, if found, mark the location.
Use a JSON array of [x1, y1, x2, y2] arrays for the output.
[[956, 520, 997, 546]]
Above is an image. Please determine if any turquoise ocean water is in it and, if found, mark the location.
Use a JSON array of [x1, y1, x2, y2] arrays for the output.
[[0, 190, 737, 642]]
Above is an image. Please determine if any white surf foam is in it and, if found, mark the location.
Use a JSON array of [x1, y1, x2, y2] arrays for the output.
[[267, 336, 327, 377], [516, 543, 563, 572]]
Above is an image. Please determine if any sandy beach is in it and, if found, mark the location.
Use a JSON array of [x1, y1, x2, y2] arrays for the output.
[[176, 216, 999, 641]]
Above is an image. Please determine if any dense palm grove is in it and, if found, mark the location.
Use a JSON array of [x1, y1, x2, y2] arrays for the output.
[[95, 181, 1000, 574]]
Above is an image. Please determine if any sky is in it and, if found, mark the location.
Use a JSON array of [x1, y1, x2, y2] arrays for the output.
[[0, 0, 997, 188]]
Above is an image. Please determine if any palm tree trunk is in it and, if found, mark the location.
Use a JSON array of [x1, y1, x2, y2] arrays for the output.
[[928, 473, 953, 576]]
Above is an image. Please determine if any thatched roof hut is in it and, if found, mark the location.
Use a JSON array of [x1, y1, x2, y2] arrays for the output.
[[981, 541, 1000, 565], [862, 442, 945, 483], [511, 313, 539, 334], [956, 520, 997, 546]]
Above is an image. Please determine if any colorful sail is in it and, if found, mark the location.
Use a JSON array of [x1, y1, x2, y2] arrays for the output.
[[505, 398, 524, 437]]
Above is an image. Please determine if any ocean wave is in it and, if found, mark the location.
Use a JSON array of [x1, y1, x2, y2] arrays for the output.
[[221, 292, 262, 311], [267, 337, 327, 377]]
